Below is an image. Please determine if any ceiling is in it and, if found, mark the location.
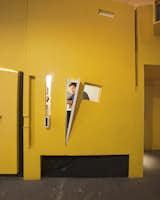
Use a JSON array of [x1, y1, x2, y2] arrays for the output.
[[114, 0, 152, 7]]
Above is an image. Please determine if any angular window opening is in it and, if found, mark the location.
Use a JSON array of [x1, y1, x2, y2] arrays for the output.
[[83, 83, 102, 102], [66, 79, 80, 144], [65, 81, 102, 144]]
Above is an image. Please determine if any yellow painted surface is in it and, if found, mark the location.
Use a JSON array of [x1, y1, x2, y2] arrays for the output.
[[23, 74, 40, 179], [25, 0, 140, 179], [137, 5, 160, 65], [145, 80, 153, 150], [0, 0, 25, 70], [0, 0, 146, 179], [137, 5, 160, 151], [0, 70, 18, 174]]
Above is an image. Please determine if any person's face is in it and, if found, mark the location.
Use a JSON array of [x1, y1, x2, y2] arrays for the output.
[[69, 85, 76, 94]]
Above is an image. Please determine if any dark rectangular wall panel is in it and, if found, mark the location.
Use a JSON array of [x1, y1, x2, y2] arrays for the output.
[[41, 155, 129, 178]]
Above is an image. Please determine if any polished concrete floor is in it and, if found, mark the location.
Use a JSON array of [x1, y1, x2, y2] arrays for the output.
[[0, 151, 160, 200]]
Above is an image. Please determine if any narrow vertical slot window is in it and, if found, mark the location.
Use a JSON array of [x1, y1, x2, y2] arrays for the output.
[[45, 74, 53, 129]]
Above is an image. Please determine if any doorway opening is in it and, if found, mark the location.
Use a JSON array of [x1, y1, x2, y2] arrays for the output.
[[144, 65, 160, 177]]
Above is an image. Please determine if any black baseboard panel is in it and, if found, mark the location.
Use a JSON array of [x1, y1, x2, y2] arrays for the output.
[[41, 155, 129, 178]]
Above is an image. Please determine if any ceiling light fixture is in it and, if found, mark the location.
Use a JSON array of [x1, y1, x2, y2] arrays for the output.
[[98, 9, 115, 18]]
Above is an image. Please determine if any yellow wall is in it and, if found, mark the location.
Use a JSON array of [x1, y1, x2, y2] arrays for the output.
[[0, 0, 145, 179], [137, 6, 160, 151], [0, 70, 18, 174], [137, 5, 160, 65], [0, 0, 25, 70]]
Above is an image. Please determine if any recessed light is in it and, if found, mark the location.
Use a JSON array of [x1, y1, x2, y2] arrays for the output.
[[98, 9, 115, 18]]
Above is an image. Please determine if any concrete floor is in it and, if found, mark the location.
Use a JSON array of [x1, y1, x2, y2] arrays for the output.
[[0, 151, 160, 200]]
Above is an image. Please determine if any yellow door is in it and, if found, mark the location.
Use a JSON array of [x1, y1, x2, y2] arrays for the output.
[[0, 69, 18, 174]]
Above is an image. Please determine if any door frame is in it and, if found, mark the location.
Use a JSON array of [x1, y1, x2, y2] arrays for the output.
[[17, 72, 24, 177]]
